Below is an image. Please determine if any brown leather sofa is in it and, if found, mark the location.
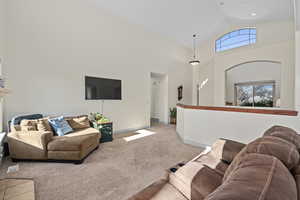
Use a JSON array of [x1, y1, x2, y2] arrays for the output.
[[128, 125, 300, 200], [7, 115, 100, 164]]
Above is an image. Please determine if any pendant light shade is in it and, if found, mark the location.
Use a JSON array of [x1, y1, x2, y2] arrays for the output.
[[189, 34, 200, 66]]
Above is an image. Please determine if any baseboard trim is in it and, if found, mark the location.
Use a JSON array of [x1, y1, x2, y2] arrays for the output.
[[183, 138, 209, 149]]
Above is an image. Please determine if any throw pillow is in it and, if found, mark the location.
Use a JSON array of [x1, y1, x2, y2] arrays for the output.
[[37, 118, 52, 132], [65, 115, 90, 129], [20, 120, 38, 131], [48, 116, 73, 136]]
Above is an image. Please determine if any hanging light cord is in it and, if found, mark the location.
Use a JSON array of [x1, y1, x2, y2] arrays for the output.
[[193, 34, 196, 59]]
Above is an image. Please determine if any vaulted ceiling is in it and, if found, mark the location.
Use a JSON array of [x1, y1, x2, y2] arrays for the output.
[[93, 0, 294, 46]]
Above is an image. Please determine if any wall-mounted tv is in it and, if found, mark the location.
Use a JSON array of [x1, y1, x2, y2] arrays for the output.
[[85, 76, 122, 100]]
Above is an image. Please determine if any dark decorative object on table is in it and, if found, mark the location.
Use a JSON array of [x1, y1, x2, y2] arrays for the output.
[[92, 122, 113, 143], [89, 113, 113, 143], [178, 85, 183, 101]]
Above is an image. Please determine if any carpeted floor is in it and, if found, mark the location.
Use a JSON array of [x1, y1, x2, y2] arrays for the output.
[[0, 124, 202, 200]]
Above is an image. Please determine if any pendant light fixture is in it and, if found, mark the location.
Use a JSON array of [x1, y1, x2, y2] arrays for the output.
[[189, 34, 200, 66]]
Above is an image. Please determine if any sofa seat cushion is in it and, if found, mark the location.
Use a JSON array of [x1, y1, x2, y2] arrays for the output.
[[128, 179, 187, 200], [206, 153, 297, 200], [194, 151, 229, 175], [48, 128, 99, 151], [169, 160, 222, 200]]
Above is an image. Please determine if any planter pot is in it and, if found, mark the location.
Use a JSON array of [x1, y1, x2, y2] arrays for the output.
[[170, 118, 176, 125]]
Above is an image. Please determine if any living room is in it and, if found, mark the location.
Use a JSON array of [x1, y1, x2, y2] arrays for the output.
[[1, 0, 300, 200]]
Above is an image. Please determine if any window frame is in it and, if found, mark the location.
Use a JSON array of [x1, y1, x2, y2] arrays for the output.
[[234, 80, 276, 107], [215, 28, 257, 53]]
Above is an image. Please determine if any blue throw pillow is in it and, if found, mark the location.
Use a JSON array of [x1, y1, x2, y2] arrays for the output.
[[48, 116, 73, 136]]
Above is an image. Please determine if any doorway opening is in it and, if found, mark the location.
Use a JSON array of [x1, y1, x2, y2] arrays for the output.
[[150, 73, 168, 127]]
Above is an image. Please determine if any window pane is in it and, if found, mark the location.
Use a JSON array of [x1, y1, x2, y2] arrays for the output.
[[250, 29, 257, 34], [254, 85, 274, 107], [215, 28, 256, 52], [236, 85, 253, 107], [240, 29, 250, 35]]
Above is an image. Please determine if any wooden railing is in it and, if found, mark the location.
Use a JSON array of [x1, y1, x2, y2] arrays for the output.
[[177, 104, 298, 116]]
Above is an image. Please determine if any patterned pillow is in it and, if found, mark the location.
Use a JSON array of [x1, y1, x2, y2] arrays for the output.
[[65, 115, 90, 129], [37, 118, 52, 132], [20, 120, 38, 131], [48, 116, 73, 136]]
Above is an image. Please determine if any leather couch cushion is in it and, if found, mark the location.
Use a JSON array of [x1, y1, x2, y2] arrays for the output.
[[169, 157, 223, 200], [48, 128, 99, 151], [263, 125, 300, 150], [194, 151, 229, 175], [224, 136, 299, 181], [293, 165, 300, 200], [206, 153, 297, 200], [65, 115, 90, 130], [246, 136, 299, 170], [210, 138, 245, 164]]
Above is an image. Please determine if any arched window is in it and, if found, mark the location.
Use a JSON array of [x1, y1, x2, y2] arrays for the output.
[[215, 28, 256, 52]]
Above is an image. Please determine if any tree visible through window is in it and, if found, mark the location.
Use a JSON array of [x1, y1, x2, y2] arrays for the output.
[[235, 81, 275, 107], [216, 28, 256, 52]]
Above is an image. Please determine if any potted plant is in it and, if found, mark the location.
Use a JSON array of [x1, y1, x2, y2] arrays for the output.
[[169, 107, 177, 124]]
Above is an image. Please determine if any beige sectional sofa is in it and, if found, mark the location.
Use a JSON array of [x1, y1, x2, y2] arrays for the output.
[[129, 125, 300, 200], [8, 115, 100, 164]]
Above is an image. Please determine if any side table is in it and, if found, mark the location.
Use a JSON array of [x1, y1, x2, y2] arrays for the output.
[[92, 122, 113, 143]]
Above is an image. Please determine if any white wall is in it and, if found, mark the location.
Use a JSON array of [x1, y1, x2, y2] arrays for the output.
[[0, 0, 5, 131], [225, 61, 281, 105], [295, 31, 300, 110], [3, 0, 193, 132], [194, 21, 295, 109]]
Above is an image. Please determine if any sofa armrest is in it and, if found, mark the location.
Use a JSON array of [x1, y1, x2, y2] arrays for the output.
[[8, 131, 53, 150], [211, 138, 246, 164]]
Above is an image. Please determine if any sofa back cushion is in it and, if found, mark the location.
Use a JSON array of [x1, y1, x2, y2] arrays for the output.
[[292, 165, 300, 200], [206, 153, 297, 200], [223, 136, 299, 181], [20, 119, 38, 131], [263, 125, 300, 150], [37, 118, 52, 132], [20, 118, 52, 132], [65, 115, 90, 130], [246, 136, 299, 170]]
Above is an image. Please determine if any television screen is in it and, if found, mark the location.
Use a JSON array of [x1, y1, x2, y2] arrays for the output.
[[85, 76, 122, 100]]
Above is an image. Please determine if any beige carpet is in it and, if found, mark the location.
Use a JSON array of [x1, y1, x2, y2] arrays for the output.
[[0, 125, 202, 200]]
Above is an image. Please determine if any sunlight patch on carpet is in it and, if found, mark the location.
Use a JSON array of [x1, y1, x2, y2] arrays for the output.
[[124, 129, 156, 142]]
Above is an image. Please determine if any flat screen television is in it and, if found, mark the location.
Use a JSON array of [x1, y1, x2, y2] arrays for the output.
[[85, 76, 122, 100]]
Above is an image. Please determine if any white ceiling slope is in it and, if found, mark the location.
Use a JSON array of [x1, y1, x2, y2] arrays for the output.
[[93, 0, 294, 46]]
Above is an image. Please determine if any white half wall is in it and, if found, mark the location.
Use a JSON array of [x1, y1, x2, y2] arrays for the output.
[[177, 106, 300, 147], [3, 0, 193, 132]]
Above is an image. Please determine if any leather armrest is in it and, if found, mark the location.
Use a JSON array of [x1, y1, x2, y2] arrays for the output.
[[211, 138, 246, 164]]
